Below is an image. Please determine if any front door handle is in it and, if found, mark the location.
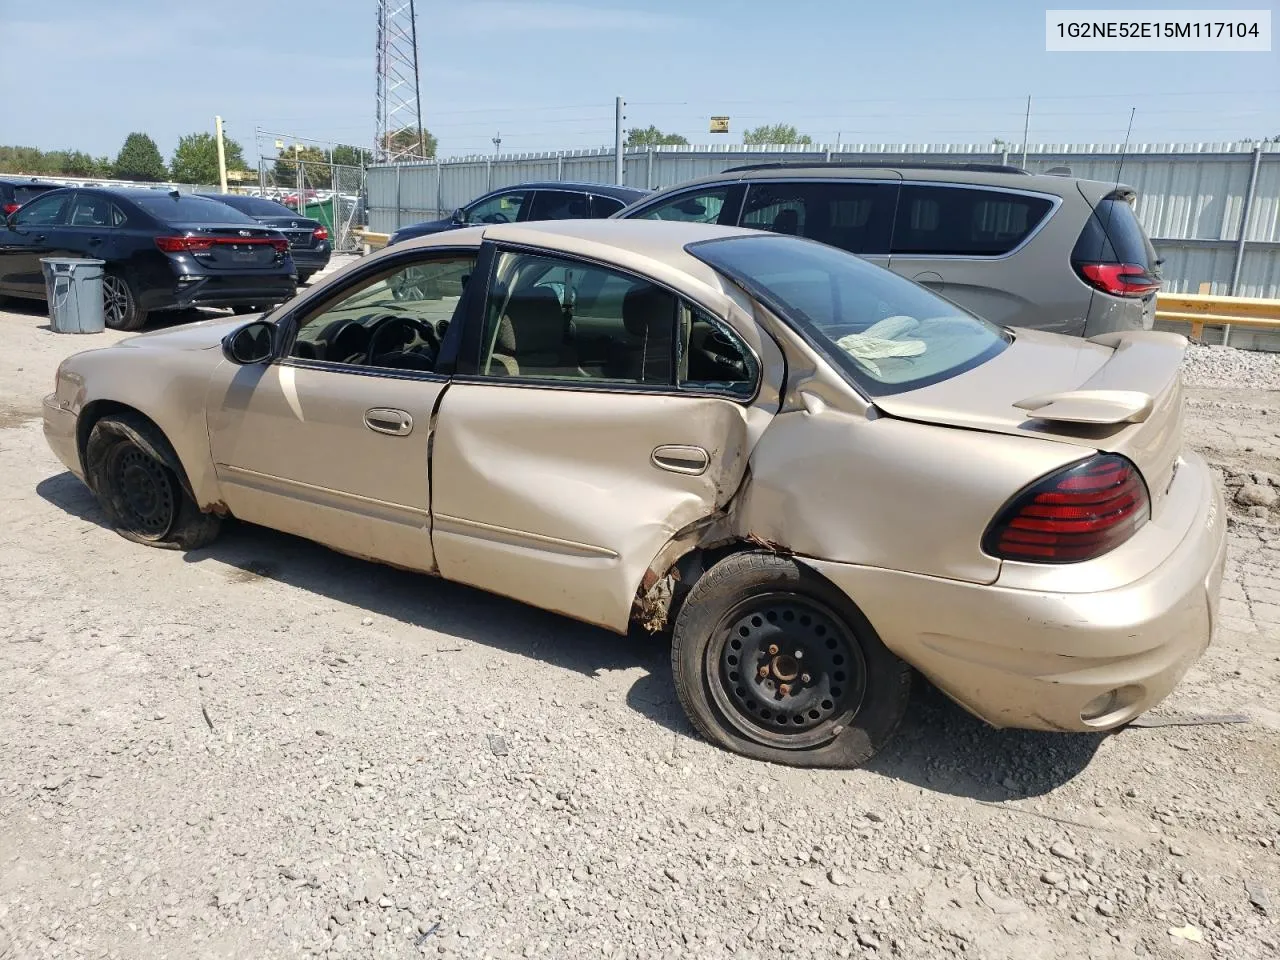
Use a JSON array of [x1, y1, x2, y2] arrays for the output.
[[364, 407, 413, 436], [88, 237, 103, 246], [652, 444, 710, 475]]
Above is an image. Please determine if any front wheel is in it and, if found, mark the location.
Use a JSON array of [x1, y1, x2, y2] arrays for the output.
[[671, 552, 911, 768], [103, 271, 148, 331], [84, 414, 222, 550]]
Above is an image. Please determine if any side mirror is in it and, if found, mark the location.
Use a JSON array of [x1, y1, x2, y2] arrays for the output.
[[451, 207, 465, 224], [222, 321, 275, 365]]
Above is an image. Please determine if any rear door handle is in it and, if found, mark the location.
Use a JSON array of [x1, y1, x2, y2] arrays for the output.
[[88, 237, 103, 245], [364, 407, 413, 436], [652, 444, 710, 475]]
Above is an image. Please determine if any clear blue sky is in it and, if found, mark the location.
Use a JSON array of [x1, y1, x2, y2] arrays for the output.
[[1, 0, 1276, 163]]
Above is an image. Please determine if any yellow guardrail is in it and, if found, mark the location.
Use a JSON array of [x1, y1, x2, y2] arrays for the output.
[[1155, 288, 1280, 339]]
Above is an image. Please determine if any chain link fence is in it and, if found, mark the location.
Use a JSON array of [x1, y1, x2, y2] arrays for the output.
[[257, 156, 367, 253]]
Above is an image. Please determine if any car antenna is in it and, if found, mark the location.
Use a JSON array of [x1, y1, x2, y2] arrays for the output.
[[169, 188, 181, 198], [1092, 107, 1137, 280]]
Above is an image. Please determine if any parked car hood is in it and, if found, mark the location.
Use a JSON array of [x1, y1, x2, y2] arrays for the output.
[[116, 316, 249, 351], [873, 328, 1187, 516]]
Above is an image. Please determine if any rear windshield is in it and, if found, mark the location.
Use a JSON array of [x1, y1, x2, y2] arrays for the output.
[[1072, 197, 1159, 275], [14, 185, 58, 204], [130, 193, 257, 224], [210, 194, 296, 218], [690, 234, 1009, 396]]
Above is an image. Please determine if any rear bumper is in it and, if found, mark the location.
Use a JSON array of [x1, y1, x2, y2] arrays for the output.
[[807, 451, 1227, 732], [141, 274, 297, 311], [290, 244, 331, 271], [42, 393, 84, 481]]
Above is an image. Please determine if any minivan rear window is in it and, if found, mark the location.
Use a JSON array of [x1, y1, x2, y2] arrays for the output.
[[1071, 197, 1159, 274], [690, 233, 1009, 397], [891, 185, 1054, 256]]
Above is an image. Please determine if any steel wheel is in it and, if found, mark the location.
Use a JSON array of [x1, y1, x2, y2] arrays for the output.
[[103, 274, 131, 328], [105, 443, 177, 539], [705, 592, 868, 750]]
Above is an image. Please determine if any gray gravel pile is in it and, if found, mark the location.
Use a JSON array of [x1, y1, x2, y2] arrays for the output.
[[1181, 344, 1280, 391]]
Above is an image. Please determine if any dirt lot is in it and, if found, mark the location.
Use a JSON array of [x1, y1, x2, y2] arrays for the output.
[[1, 280, 1278, 960]]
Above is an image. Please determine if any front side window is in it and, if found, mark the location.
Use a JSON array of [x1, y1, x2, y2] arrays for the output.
[[289, 255, 476, 372], [741, 181, 897, 255], [680, 307, 757, 399], [891, 186, 1055, 256], [635, 188, 733, 224], [13, 192, 70, 226], [690, 234, 1008, 396], [478, 251, 674, 385], [464, 191, 526, 224]]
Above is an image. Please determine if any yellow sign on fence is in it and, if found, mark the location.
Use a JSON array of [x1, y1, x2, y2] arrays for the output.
[[709, 116, 729, 134]]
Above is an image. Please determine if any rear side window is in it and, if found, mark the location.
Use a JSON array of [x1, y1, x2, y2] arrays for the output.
[[131, 194, 257, 224], [1072, 197, 1158, 274], [891, 186, 1054, 256], [591, 195, 626, 218], [741, 181, 897, 255], [525, 190, 591, 220]]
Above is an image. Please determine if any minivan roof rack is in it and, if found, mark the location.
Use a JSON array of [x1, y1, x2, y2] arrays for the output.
[[721, 160, 1033, 175]]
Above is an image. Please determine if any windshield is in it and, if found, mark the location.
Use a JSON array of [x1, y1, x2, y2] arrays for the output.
[[688, 234, 1009, 396], [130, 193, 257, 224]]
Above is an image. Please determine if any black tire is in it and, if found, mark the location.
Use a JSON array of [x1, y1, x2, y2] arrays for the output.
[[102, 270, 148, 331], [83, 413, 222, 551], [671, 551, 911, 768], [297, 271, 315, 285]]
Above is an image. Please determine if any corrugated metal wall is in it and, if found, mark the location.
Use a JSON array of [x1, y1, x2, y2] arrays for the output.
[[367, 142, 1280, 297]]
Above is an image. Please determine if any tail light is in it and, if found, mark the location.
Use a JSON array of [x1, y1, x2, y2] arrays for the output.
[[2, 202, 19, 216], [155, 236, 288, 253], [313, 226, 329, 241], [983, 454, 1150, 563], [1075, 262, 1161, 298]]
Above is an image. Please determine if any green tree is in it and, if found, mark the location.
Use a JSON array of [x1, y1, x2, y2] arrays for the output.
[[331, 144, 373, 167], [383, 127, 437, 158], [743, 123, 812, 145], [170, 132, 248, 184], [114, 132, 168, 181], [625, 125, 689, 147], [273, 145, 332, 188]]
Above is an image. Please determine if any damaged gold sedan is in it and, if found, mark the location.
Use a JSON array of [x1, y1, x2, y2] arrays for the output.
[[43, 220, 1226, 767]]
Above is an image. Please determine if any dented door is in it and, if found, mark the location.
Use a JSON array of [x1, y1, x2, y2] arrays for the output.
[[429, 386, 752, 632]]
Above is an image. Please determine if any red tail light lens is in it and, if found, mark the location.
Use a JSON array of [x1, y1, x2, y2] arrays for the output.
[[155, 235, 287, 254], [1076, 262, 1161, 298], [2, 202, 19, 216], [983, 454, 1150, 563], [312, 226, 329, 241]]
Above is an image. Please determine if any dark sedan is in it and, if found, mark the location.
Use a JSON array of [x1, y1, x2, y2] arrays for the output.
[[198, 192, 331, 284], [0, 188, 297, 330], [386, 181, 649, 246]]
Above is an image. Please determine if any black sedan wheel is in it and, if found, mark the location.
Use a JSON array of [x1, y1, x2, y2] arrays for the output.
[[671, 552, 911, 768], [103, 271, 148, 331]]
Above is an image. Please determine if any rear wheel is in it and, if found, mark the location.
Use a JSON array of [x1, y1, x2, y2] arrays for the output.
[[297, 271, 315, 285], [84, 413, 222, 550], [103, 271, 148, 331], [671, 551, 911, 768]]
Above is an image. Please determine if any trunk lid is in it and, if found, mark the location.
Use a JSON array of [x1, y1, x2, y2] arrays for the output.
[[169, 222, 288, 272], [872, 328, 1187, 516], [251, 215, 320, 249]]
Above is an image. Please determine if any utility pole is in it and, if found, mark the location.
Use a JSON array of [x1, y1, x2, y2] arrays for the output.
[[1020, 95, 1032, 169], [492, 132, 502, 158], [215, 116, 228, 192], [614, 96, 625, 185]]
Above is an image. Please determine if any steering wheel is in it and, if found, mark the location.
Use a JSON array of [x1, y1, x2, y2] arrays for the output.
[[481, 211, 511, 224], [363, 314, 439, 366], [702, 328, 748, 378]]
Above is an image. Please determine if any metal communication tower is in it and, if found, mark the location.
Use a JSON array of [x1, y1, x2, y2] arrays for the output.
[[374, 0, 426, 163]]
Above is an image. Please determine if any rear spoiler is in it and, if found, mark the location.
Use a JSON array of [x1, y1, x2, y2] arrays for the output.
[[1014, 330, 1186, 425]]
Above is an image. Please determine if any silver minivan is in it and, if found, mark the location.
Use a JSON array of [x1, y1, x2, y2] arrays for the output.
[[615, 162, 1162, 337]]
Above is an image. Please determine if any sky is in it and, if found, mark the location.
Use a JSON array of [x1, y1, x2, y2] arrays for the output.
[[1, 0, 1276, 165]]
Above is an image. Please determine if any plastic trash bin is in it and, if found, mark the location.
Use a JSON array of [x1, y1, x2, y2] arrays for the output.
[[41, 257, 106, 334]]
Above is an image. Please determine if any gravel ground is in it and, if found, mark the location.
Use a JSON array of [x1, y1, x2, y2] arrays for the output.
[[0, 307, 1277, 960]]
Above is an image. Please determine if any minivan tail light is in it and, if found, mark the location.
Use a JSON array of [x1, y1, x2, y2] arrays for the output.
[[983, 454, 1150, 563], [1076, 262, 1161, 298], [312, 225, 328, 241]]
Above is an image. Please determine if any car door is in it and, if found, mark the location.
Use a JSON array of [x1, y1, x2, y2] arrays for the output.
[[887, 183, 1060, 325], [204, 247, 478, 573], [428, 241, 781, 632], [61, 192, 127, 263], [737, 178, 900, 268], [0, 190, 72, 295]]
